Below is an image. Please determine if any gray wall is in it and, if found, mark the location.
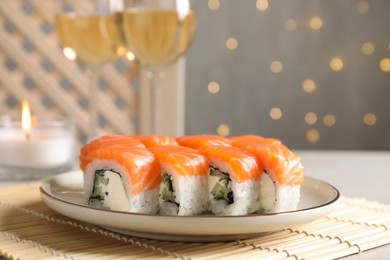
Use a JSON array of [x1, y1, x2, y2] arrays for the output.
[[185, 0, 390, 150]]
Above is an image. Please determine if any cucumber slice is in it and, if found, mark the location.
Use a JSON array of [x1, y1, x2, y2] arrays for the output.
[[90, 170, 110, 202], [88, 169, 128, 211], [160, 173, 177, 205], [210, 168, 233, 204]]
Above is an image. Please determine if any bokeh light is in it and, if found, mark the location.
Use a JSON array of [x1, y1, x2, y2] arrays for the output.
[[63, 47, 76, 61], [309, 17, 323, 30], [270, 60, 283, 73], [363, 113, 377, 126], [217, 124, 230, 136], [305, 112, 317, 125], [356, 1, 370, 14], [323, 114, 336, 127], [208, 81, 220, 94], [379, 58, 390, 72], [361, 42, 375, 55], [226, 37, 238, 50], [306, 129, 320, 142], [330, 58, 344, 71], [208, 0, 220, 10], [270, 107, 282, 120], [125, 51, 135, 61], [302, 79, 316, 93], [256, 0, 269, 11]]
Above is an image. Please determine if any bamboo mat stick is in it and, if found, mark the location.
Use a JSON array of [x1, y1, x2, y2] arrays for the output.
[[279, 236, 330, 253], [176, 243, 241, 257], [359, 234, 390, 252], [263, 235, 320, 250], [299, 242, 354, 259], [243, 233, 310, 248], [0, 232, 74, 260], [236, 230, 294, 244], [309, 245, 360, 260], [170, 242, 236, 255], [353, 229, 390, 247]]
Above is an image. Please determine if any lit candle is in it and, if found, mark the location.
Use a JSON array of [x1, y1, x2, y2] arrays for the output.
[[21, 99, 32, 140], [0, 100, 74, 169]]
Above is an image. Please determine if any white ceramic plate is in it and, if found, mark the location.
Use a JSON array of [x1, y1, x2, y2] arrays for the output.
[[40, 171, 340, 242]]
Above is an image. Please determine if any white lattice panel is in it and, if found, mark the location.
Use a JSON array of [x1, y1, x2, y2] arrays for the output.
[[0, 0, 138, 144]]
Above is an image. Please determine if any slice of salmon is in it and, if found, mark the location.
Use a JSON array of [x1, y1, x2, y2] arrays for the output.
[[132, 135, 178, 147], [148, 145, 208, 176], [246, 144, 304, 186], [176, 134, 231, 149], [79, 135, 146, 170], [197, 145, 263, 182], [80, 134, 145, 156], [230, 135, 282, 148], [80, 147, 161, 195]]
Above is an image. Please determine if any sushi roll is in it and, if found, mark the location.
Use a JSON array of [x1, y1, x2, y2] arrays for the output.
[[80, 139, 161, 213], [197, 145, 263, 216], [246, 143, 304, 213], [132, 135, 179, 147], [230, 134, 282, 148], [176, 134, 231, 149], [148, 145, 209, 216]]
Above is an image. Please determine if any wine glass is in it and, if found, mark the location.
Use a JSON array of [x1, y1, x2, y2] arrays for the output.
[[121, 0, 197, 135], [55, 0, 126, 141]]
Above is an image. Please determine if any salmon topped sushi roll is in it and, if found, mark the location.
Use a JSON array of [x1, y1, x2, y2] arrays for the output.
[[176, 134, 231, 149], [148, 145, 209, 216], [230, 134, 282, 148], [246, 143, 304, 213], [80, 134, 145, 156], [197, 145, 263, 216], [132, 135, 178, 148], [80, 137, 160, 213]]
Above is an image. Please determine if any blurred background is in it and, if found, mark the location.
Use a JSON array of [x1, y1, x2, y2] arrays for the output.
[[0, 0, 389, 150]]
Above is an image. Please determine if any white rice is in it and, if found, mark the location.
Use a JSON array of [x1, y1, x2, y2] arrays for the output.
[[207, 158, 261, 216], [259, 173, 300, 213], [158, 164, 209, 216], [84, 159, 159, 213], [83, 159, 300, 215], [209, 178, 261, 216]]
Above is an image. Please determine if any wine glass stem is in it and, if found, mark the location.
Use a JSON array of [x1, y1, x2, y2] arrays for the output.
[[147, 71, 159, 135], [86, 69, 99, 141]]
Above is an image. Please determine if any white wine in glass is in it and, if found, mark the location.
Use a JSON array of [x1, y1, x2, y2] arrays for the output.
[[121, 0, 197, 134], [55, 0, 126, 140]]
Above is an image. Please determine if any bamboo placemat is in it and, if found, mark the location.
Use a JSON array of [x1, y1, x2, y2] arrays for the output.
[[0, 184, 390, 260]]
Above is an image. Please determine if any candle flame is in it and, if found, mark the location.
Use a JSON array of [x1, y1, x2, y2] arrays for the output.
[[21, 99, 32, 139]]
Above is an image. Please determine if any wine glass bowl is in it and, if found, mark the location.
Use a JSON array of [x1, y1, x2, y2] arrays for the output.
[[121, 2, 196, 70], [55, 13, 126, 70], [54, 0, 125, 140], [121, 0, 197, 134]]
